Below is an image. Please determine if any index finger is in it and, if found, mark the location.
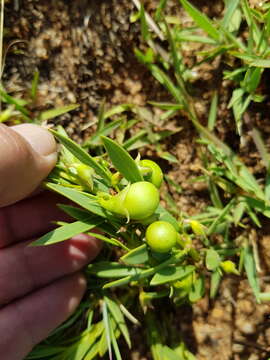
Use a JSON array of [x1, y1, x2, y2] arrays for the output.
[[0, 192, 69, 248]]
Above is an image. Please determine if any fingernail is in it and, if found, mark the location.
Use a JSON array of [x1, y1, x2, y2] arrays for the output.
[[12, 124, 57, 157]]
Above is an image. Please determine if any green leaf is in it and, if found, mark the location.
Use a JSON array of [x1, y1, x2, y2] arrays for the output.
[[210, 269, 222, 298], [0, 88, 31, 121], [102, 302, 113, 360], [155, 0, 168, 21], [241, 0, 261, 46], [85, 119, 123, 147], [242, 67, 262, 93], [189, 275, 205, 302], [31, 216, 102, 246], [150, 265, 195, 286], [81, 321, 104, 360], [249, 58, 270, 68], [221, 0, 241, 31], [120, 244, 149, 265], [148, 101, 183, 111], [243, 244, 260, 302], [96, 99, 106, 133], [87, 232, 129, 251], [230, 52, 270, 68], [228, 88, 251, 135], [207, 199, 234, 235], [258, 292, 270, 302], [45, 183, 108, 218], [50, 130, 111, 184], [98, 331, 108, 358], [159, 152, 179, 163], [31, 70, 39, 100], [103, 103, 134, 120], [39, 104, 79, 121], [208, 91, 218, 131], [179, 0, 220, 41], [109, 316, 122, 360], [148, 64, 183, 103], [139, 2, 150, 41], [162, 346, 182, 360], [123, 130, 148, 151], [101, 136, 143, 183], [205, 249, 221, 270], [233, 199, 246, 225], [175, 32, 217, 44], [105, 296, 131, 349], [87, 262, 142, 278], [244, 196, 270, 218], [58, 204, 91, 221], [103, 250, 187, 289]]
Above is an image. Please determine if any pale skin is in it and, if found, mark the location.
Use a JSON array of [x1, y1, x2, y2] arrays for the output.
[[0, 123, 101, 360]]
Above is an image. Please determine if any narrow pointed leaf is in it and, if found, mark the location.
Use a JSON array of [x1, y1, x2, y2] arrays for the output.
[[39, 104, 79, 121], [45, 183, 108, 218], [150, 265, 195, 286], [31, 216, 102, 246], [179, 0, 220, 41], [87, 262, 142, 278], [244, 244, 260, 302], [50, 130, 111, 183], [120, 244, 149, 265], [101, 136, 143, 183], [105, 296, 131, 349]]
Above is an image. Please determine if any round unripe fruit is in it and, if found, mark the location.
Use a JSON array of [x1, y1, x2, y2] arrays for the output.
[[98, 181, 160, 220], [124, 181, 159, 220], [146, 221, 177, 253], [139, 159, 163, 188]]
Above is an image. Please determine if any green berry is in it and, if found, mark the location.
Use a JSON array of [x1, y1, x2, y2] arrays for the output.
[[98, 181, 160, 220], [146, 221, 177, 253], [124, 181, 160, 220]]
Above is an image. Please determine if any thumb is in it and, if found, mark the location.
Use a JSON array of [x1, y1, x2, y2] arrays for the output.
[[0, 123, 57, 207]]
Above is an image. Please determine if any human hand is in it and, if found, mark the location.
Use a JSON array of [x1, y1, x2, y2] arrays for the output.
[[0, 124, 101, 360]]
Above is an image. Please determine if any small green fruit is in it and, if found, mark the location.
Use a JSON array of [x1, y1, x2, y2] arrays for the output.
[[139, 159, 163, 188], [146, 221, 177, 253], [98, 181, 160, 220]]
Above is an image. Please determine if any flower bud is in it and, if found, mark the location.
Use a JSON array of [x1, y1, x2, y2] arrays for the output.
[[69, 163, 94, 191], [220, 260, 239, 275], [190, 220, 206, 236]]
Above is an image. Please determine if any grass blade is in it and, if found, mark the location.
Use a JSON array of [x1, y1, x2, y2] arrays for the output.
[[221, 0, 240, 30], [243, 243, 260, 302], [39, 104, 79, 121], [208, 91, 218, 131], [179, 0, 220, 42]]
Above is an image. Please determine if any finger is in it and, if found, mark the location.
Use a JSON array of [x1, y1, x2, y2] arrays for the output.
[[0, 124, 57, 207], [0, 273, 86, 360], [0, 191, 70, 248], [0, 233, 101, 306]]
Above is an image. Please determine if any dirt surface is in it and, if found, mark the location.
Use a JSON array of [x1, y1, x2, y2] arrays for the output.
[[4, 0, 270, 359]]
